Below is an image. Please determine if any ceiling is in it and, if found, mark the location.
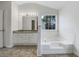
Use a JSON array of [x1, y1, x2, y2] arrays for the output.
[[14, 1, 79, 9]]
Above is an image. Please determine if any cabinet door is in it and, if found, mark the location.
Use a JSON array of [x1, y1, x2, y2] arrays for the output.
[[29, 33, 37, 44]]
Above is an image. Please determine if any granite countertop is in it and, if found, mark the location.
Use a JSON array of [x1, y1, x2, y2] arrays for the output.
[[13, 30, 38, 33]]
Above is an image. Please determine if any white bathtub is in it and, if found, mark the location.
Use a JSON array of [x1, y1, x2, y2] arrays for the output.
[[41, 39, 73, 54]]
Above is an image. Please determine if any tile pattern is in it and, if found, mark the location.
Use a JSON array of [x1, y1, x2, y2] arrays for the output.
[[0, 45, 37, 57]]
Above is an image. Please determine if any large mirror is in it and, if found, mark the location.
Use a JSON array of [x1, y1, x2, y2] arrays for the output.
[[22, 15, 38, 31]]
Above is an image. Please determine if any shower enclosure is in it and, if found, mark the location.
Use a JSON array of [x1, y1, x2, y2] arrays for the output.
[[38, 15, 73, 55]]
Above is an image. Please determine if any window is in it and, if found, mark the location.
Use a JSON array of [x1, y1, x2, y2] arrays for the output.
[[42, 15, 56, 30]]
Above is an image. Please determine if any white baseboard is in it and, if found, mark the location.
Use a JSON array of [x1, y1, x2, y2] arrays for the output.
[[73, 47, 79, 57], [5, 45, 14, 48]]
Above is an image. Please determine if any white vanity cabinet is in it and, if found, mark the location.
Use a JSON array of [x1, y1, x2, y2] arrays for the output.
[[13, 32, 38, 45]]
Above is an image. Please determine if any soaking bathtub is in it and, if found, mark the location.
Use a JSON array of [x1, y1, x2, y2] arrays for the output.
[[40, 39, 73, 54]]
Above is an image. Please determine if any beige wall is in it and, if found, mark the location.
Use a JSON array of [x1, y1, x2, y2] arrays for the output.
[[11, 2, 19, 31], [0, 1, 12, 48], [59, 3, 79, 56]]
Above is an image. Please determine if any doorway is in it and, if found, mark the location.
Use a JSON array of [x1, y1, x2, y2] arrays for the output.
[[0, 9, 4, 48]]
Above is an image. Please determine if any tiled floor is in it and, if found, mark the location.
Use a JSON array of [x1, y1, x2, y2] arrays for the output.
[[0, 45, 77, 57], [0, 45, 37, 57]]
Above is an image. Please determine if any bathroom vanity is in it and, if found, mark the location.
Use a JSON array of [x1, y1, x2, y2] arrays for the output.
[[13, 30, 38, 45], [40, 15, 73, 55], [13, 15, 38, 45]]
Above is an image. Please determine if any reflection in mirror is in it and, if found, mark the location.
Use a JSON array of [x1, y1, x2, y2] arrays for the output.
[[42, 15, 56, 30], [32, 20, 35, 30]]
